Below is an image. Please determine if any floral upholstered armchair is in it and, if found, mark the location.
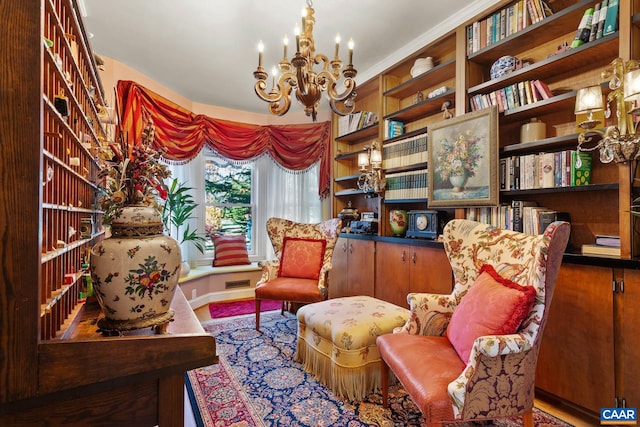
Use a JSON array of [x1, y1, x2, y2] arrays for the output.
[[376, 219, 570, 426], [254, 217, 342, 330]]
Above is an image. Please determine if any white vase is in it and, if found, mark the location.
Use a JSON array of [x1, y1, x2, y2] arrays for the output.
[[449, 174, 468, 192], [90, 205, 182, 334]]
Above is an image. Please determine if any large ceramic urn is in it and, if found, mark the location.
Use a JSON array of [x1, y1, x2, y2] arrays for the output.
[[90, 205, 181, 334]]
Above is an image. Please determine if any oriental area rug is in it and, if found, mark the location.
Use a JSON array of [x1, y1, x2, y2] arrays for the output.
[[186, 311, 574, 427], [208, 298, 281, 319]]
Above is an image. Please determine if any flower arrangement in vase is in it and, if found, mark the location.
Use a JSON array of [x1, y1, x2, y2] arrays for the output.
[[434, 131, 482, 191], [90, 119, 182, 335]]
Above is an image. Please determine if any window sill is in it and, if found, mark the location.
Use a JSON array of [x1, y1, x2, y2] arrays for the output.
[[179, 262, 262, 284]]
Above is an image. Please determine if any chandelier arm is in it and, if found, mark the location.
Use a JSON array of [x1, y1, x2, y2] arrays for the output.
[[318, 71, 357, 102], [329, 97, 356, 116]]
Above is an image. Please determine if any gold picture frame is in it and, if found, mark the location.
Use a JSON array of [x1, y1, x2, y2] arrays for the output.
[[428, 106, 499, 207]]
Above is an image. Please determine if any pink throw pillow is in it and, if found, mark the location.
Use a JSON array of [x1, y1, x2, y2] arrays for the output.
[[278, 237, 326, 280], [212, 234, 251, 267], [446, 264, 536, 362]]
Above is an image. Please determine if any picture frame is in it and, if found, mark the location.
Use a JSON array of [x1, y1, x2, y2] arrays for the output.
[[428, 106, 499, 207]]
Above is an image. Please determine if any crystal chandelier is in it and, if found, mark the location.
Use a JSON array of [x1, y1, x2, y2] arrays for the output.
[[357, 141, 385, 197], [575, 58, 640, 164], [253, 0, 358, 121]]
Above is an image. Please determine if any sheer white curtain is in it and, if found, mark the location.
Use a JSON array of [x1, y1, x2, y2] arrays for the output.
[[257, 155, 322, 261]]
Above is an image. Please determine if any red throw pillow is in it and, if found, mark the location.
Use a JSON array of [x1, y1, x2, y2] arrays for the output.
[[278, 237, 327, 280], [212, 234, 251, 267], [446, 264, 537, 362]]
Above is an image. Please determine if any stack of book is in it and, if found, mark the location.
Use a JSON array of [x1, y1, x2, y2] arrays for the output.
[[500, 150, 591, 190], [582, 234, 621, 257], [384, 169, 428, 200], [382, 133, 428, 169], [337, 111, 377, 136], [469, 79, 553, 112]]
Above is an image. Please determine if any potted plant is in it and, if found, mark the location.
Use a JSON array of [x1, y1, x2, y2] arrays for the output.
[[161, 178, 207, 275]]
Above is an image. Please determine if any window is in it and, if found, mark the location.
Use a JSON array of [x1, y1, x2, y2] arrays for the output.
[[204, 156, 254, 253]]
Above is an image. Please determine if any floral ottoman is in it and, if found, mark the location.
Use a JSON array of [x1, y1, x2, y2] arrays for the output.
[[295, 295, 409, 401]]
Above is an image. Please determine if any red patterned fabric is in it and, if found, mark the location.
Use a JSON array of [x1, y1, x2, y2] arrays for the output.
[[278, 237, 327, 280], [116, 80, 332, 198], [446, 264, 536, 362], [212, 234, 251, 267]]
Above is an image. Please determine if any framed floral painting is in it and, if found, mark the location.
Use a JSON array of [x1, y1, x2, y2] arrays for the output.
[[427, 106, 499, 207]]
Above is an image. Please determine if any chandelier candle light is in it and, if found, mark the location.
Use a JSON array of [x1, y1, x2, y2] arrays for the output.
[[253, 0, 357, 121], [575, 57, 640, 164]]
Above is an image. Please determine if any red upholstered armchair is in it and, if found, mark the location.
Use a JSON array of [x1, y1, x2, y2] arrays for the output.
[[254, 217, 342, 331], [377, 219, 570, 427]]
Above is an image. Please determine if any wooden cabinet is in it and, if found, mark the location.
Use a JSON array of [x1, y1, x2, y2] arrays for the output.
[[375, 241, 453, 308], [536, 263, 616, 413], [0, 1, 216, 424], [329, 237, 375, 298], [617, 268, 640, 408]]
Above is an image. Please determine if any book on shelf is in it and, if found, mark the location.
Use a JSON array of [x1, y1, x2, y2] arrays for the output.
[[512, 200, 538, 232], [466, 0, 553, 54], [588, 2, 600, 42], [538, 210, 571, 233], [571, 151, 591, 186], [581, 243, 621, 257], [602, 0, 618, 36], [384, 169, 428, 200], [384, 119, 405, 139], [570, 7, 594, 48], [338, 111, 377, 136], [500, 150, 591, 190], [596, 0, 608, 39], [595, 234, 620, 247], [382, 133, 428, 169]]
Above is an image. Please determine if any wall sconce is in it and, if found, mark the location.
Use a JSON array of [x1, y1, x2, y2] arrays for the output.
[[575, 58, 640, 164], [357, 141, 385, 197]]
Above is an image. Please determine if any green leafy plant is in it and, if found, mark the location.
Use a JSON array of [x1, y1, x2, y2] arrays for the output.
[[161, 178, 206, 254]]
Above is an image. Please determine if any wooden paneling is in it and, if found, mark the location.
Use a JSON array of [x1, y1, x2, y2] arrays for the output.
[[620, 268, 640, 408], [329, 237, 375, 298]]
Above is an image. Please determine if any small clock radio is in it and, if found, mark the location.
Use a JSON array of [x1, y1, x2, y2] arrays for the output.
[[406, 210, 442, 239]]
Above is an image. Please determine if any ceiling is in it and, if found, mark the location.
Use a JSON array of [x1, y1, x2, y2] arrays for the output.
[[81, 0, 494, 116]]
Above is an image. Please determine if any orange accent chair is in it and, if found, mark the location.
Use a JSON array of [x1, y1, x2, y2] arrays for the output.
[[255, 217, 342, 331], [376, 219, 570, 427]]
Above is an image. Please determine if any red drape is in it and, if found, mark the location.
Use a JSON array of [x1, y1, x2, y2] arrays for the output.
[[116, 80, 331, 198]]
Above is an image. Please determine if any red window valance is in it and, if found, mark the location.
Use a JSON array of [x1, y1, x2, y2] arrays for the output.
[[116, 80, 331, 198]]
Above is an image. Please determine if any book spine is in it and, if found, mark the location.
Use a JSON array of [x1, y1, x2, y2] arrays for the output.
[[571, 8, 594, 48], [589, 3, 601, 42], [603, 0, 618, 36], [596, 0, 608, 39]]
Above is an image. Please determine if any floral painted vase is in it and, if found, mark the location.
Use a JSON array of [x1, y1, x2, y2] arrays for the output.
[[389, 209, 408, 236], [90, 205, 181, 334]]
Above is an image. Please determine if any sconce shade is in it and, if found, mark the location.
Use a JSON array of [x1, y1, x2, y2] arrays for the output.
[[624, 69, 640, 101], [575, 86, 604, 114], [370, 149, 382, 166], [358, 152, 369, 168]]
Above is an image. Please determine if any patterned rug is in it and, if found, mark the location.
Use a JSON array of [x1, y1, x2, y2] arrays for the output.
[[186, 311, 574, 427], [208, 298, 281, 319]]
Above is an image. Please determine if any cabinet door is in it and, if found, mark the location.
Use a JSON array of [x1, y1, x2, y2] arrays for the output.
[[409, 245, 453, 295], [620, 269, 640, 408], [329, 237, 349, 298], [535, 263, 615, 413], [375, 242, 410, 307], [347, 239, 375, 297]]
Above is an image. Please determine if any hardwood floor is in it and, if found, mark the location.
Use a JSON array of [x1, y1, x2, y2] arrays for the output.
[[186, 304, 597, 426]]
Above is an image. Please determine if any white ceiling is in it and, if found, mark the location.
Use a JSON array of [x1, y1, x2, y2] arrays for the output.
[[81, 0, 495, 115]]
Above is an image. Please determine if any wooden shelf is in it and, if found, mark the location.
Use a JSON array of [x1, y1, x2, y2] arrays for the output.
[[383, 87, 456, 123], [382, 127, 428, 144], [384, 59, 456, 99], [500, 182, 618, 196], [334, 173, 361, 182], [335, 149, 366, 161], [335, 188, 365, 197], [383, 163, 428, 174], [501, 133, 582, 154], [500, 90, 577, 123], [468, 0, 597, 65], [335, 122, 379, 143], [468, 33, 619, 96], [383, 198, 429, 204]]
